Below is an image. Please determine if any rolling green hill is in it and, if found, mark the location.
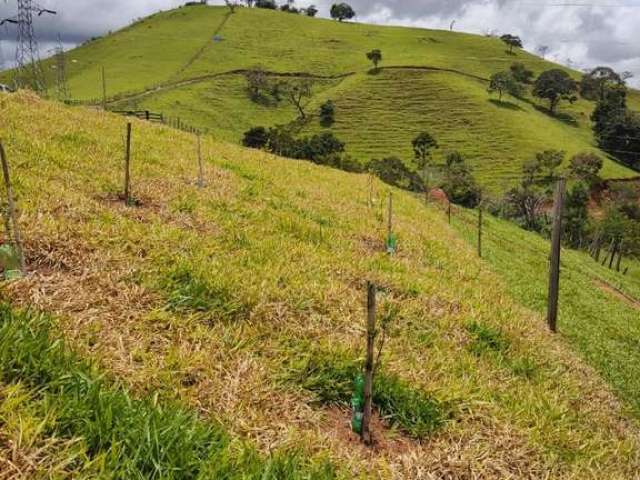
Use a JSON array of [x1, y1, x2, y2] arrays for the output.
[[4, 4, 636, 194], [1, 90, 640, 478]]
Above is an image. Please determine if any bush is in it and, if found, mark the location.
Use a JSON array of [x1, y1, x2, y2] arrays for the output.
[[319, 100, 335, 127], [368, 157, 422, 192], [242, 126, 269, 149], [440, 151, 481, 208]]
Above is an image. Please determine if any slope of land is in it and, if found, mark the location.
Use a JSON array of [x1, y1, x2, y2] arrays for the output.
[[451, 206, 640, 417], [6, 4, 635, 193], [0, 91, 639, 477]]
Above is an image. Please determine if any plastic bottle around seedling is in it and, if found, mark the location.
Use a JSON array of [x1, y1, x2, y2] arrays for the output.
[[386, 232, 398, 254], [0, 244, 22, 280], [351, 374, 365, 434]]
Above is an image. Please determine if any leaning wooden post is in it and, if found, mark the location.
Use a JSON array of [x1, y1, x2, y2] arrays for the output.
[[448, 202, 451, 225], [0, 140, 26, 273], [197, 133, 204, 188], [124, 123, 132, 205], [477, 207, 483, 258], [609, 239, 619, 270], [547, 178, 566, 333], [361, 282, 377, 446]]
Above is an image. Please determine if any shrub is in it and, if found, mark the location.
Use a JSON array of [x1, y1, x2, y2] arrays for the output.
[[242, 126, 269, 149], [368, 157, 423, 192], [440, 151, 481, 208], [319, 100, 336, 126]]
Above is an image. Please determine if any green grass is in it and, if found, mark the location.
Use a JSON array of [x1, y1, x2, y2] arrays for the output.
[[289, 346, 450, 438], [0, 305, 337, 479], [4, 4, 634, 194], [452, 206, 640, 416], [2, 91, 640, 476]]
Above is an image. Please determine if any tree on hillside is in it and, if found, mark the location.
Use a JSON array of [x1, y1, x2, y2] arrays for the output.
[[536, 45, 550, 59], [580, 66, 624, 102], [510, 62, 534, 84], [532, 69, 578, 114], [569, 152, 603, 187], [320, 100, 336, 126], [305, 5, 318, 16], [366, 49, 382, 72], [412, 132, 439, 201], [243, 126, 269, 149], [441, 151, 481, 207], [368, 157, 423, 191], [224, 0, 238, 13], [563, 182, 591, 248], [488, 71, 523, 101], [500, 34, 523, 54], [281, 78, 315, 119], [330, 3, 356, 21]]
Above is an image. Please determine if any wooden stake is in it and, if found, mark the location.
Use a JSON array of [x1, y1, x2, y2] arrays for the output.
[[368, 174, 373, 208], [0, 140, 26, 273], [477, 207, 483, 258], [101, 66, 107, 110], [197, 134, 204, 187], [362, 282, 377, 446], [448, 202, 451, 225], [547, 178, 566, 333], [124, 123, 132, 205], [387, 192, 393, 239]]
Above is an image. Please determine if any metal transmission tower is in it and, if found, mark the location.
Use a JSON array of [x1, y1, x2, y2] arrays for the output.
[[52, 34, 67, 99], [1, 1, 56, 91]]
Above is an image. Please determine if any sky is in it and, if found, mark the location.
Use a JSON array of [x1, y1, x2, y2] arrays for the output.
[[1, 0, 639, 87]]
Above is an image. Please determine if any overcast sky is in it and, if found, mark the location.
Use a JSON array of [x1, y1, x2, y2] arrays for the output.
[[1, 0, 639, 87]]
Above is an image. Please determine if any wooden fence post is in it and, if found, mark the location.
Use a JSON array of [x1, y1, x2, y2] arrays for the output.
[[197, 134, 204, 188], [361, 282, 377, 446], [387, 193, 393, 239], [547, 178, 566, 333], [0, 140, 26, 273], [477, 207, 483, 258], [101, 66, 107, 110], [448, 202, 451, 225], [124, 123, 132, 205]]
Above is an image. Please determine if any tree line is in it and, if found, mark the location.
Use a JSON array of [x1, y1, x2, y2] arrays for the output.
[[221, 1, 356, 20]]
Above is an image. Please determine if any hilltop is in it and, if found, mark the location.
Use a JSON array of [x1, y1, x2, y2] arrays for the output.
[[1, 91, 640, 477], [8, 4, 637, 194]]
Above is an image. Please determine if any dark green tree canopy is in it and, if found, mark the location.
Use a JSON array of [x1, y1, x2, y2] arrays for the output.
[[500, 34, 523, 54], [532, 69, 578, 114], [412, 132, 439, 170], [488, 71, 524, 101], [366, 49, 383, 70], [580, 66, 624, 102], [510, 62, 535, 84], [569, 152, 603, 186], [330, 3, 356, 21]]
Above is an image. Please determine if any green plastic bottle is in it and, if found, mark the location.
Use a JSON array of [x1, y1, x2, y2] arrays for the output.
[[351, 374, 365, 434], [386, 232, 398, 254], [0, 244, 22, 280]]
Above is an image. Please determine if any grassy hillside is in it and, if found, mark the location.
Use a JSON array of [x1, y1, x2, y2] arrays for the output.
[[451, 206, 640, 417], [1, 91, 640, 477], [6, 4, 634, 194]]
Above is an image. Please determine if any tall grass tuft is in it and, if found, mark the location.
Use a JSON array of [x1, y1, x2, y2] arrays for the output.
[[0, 305, 336, 479]]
